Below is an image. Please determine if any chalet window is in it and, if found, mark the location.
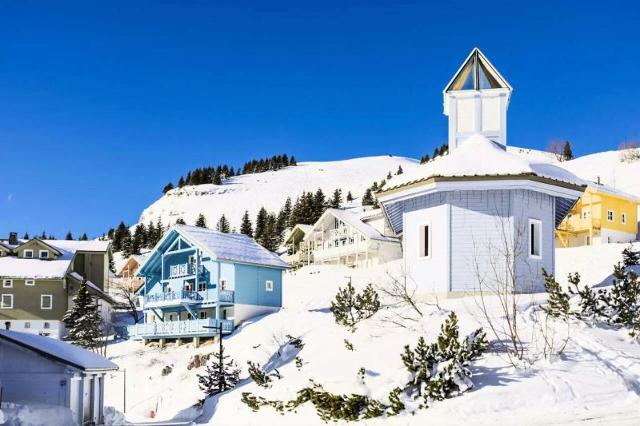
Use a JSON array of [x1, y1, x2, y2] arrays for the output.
[[529, 219, 542, 258], [198, 281, 206, 291], [582, 209, 590, 219], [39, 250, 49, 259], [43, 322, 50, 329], [419, 224, 430, 258], [199, 311, 207, 319], [622, 213, 627, 224], [41, 295, 53, 310], [24, 322, 31, 329], [3, 279, 12, 288], [607, 210, 614, 222], [23, 250, 33, 258], [220, 279, 227, 291], [265, 280, 274, 292], [25, 279, 35, 286], [1, 294, 13, 309], [586, 235, 591, 246]]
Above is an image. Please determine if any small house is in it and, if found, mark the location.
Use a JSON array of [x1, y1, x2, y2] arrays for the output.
[[0, 329, 118, 425], [128, 225, 288, 346]]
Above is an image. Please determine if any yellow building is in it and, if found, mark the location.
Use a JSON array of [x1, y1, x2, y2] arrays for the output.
[[556, 185, 639, 247]]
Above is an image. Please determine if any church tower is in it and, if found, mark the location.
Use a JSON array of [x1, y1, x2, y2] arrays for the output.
[[443, 48, 512, 151]]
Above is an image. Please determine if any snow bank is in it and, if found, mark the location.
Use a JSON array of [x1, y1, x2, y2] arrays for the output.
[[0, 403, 75, 426]]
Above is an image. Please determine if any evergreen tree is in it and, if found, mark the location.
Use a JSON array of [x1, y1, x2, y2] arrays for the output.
[[330, 189, 342, 208], [198, 346, 241, 398], [346, 191, 354, 202], [259, 213, 279, 252], [622, 245, 640, 267], [178, 176, 185, 187], [216, 215, 231, 233], [312, 189, 327, 222], [420, 153, 431, 164], [387, 171, 392, 180], [562, 141, 573, 161], [162, 182, 174, 194], [65, 231, 74, 240], [330, 282, 380, 331], [146, 221, 157, 247], [40, 231, 47, 239], [362, 188, 374, 206], [23, 232, 29, 240], [397, 165, 403, 175], [195, 213, 208, 228], [254, 208, 268, 242], [176, 218, 186, 225], [542, 269, 571, 319], [63, 280, 103, 350], [79, 233, 88, 241], [240, 211, 253, 237], [132, 223, 147, 255], [213, 172, 223, 185], [112, 221, 130, 252]]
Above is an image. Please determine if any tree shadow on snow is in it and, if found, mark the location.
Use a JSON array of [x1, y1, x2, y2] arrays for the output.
[[469, 364, 519, 391]]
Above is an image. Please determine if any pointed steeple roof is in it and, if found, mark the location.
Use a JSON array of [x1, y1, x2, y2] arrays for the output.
[[444, 48, 511, 92]]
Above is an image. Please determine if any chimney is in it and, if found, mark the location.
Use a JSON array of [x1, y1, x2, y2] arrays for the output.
[[8, 232, 18, 245]]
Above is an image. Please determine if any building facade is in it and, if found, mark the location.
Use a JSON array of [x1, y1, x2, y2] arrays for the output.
[[128, 225, 288, 346], [556, 185, 639, 247], [377, 48, 586, 295], [0, 236, 114, 338]]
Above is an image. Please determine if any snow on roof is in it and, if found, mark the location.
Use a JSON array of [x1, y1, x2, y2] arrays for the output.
[[177, 225, 288, 268], [308, 208, 399, 243], [0, 330, 118, 371], [0, 257, 71, 279], [383, 134, 586, 193], [42, 239, 110, 255], [587, 183, 640, 202]]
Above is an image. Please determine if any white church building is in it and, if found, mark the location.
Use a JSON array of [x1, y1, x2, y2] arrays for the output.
[[377, 48, 587, 294]]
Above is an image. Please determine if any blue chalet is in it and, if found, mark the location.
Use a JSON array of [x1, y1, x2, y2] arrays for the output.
[[127, 225, 288, 345]]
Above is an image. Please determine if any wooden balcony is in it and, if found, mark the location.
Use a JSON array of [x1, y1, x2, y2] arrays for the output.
[[127, 318, 234, 339], [557, 218, 601, 234], [168, 263, 205, 279]]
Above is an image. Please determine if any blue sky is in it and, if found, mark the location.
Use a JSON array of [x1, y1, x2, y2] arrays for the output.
[[1, 1, 639, 238]]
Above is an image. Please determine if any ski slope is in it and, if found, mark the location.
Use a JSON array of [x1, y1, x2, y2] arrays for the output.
[[104, 243, 640, 425]]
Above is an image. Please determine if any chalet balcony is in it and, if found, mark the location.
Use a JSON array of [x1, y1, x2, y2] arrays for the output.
[[144, 289, 234, 308], [168, 263, 205, 279], [557, 218, 602, 234], [127, 318, 234, 340]]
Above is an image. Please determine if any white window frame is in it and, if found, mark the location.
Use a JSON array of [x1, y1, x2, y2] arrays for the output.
[[621, 212, 627, 224], [1, 294, 13, 309], [3, 279, 13, 288], [418, 222, 431, 259], [528, 219, 542, 259], [265, 280, 274, 292], [220, 278, 227, 290], [199, 311, 207, 319], [41, 294, 53, 310], [23, 250, 34, 259], [25, 279, 35, 286], [39, 250, 49, 259], [607, 210, 614, 222]]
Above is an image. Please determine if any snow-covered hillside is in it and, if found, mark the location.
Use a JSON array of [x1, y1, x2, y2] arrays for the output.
[[138, 156, 419, 229], [104, 244, 640, 425]]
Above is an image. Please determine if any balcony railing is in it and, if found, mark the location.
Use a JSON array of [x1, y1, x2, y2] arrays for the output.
[[219, 290, 234, 303], [168, 263, 204, 279], [557, 217, 602, 234], [127, 318, 234, 339], [145, 290, 202, 307]]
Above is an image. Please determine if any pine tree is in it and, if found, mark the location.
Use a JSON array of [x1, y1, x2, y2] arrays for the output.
[[216, 215, 231, 233], [563, 141, 573, 161], [542, 268, 571, 319], [622, 245, 640, 267], [312, 189, 327, 222], [146, 221, 157, 247], [277, 197, 292, 233], [112, 221, 130, 252], [195, 213, 208, 228], [176, 218, 186, 225], [79, 233, 88, 241], [213, 172, 223, 185], [259, 213, 279, 252], [198, 346, 241, 397], [254, 208, 268, 242], [330, 282, 380, 331], [362, 188, 374, 206], [178, 176, 185, 187], [132, 223, 147, 255], [65, 231, 74, 240], [346, 191, 354, 202], [163, 182, 174, 194], [397, 165, 403, 175], [63, 280, 103, 350], [330, 189, 342, 208], [23, 232, 29, 239], [240, 211, 253, 237]]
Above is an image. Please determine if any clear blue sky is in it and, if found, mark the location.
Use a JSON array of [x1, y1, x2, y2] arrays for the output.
[[1, 1, 639, 238]]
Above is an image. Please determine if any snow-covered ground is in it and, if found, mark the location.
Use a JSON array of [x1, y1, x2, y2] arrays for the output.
[[138, 156, 420, 229], [104, 243, 640, 425]]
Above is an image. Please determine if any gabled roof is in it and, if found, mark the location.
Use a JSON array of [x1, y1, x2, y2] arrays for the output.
[[15, 239, 63, 257], [284, 224, 313, 245], [444, 48, 511, 93], [306, 208, 399, 243], [379, 134, 586, 197], [586, 183, 640, 203], [0, 330, 118, 372], [139, 225, 288, 274]]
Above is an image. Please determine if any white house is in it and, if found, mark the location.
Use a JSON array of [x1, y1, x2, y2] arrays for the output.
[[0, 329, 118, 425], [304, 208, 402, 268], [377, 48, 587, 295]]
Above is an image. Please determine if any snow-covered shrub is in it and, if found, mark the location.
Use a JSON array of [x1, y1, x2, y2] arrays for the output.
[[330, 282, 380, 331], [401, 312, 488, 408], [542, 268, 571, 319], [198, 346, 241, 399], [247, 360, 280, 388]]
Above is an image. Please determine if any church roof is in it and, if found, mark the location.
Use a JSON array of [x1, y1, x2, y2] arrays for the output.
[[378, 134, 586, 197], [444, 48, 511, 92]]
